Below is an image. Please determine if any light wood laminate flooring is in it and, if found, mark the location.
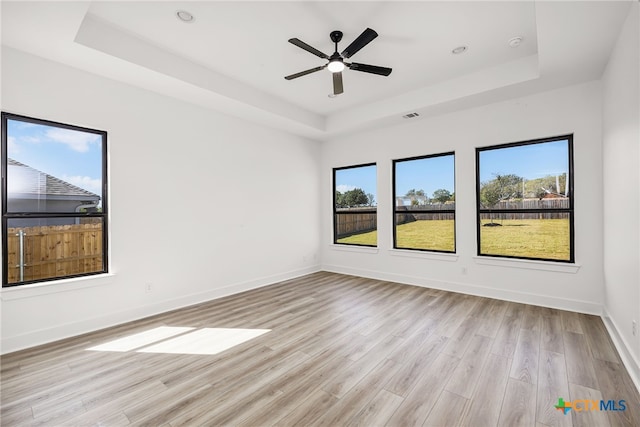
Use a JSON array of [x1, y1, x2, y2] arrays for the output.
[[1, 272, 639, 426]]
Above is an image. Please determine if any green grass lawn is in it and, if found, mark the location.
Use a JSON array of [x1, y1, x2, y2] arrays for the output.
[[480, 218, 570, 260], [337, 218, 570, 260]]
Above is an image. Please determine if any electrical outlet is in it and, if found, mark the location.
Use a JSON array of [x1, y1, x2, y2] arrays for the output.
[[145, 282, 152, 293], [633, 320, 637, 337]]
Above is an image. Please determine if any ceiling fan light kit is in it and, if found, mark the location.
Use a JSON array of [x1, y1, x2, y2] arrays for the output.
[[285, 28, 392, 96]]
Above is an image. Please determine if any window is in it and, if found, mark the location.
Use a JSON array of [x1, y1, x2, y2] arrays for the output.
[[333, 163, 377, 247], [476, 135, 573, 262], [2, 112, 108, 286], [393, 153, 456, 252]]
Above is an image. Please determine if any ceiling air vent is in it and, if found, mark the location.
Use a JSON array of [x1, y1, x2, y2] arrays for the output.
[[402, 112, 420, 119]]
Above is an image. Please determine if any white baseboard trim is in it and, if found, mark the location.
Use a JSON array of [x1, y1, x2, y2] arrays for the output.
[[601, 308, 640, 394], [1, 265, 321, 355], [322, 264, 602, 315]]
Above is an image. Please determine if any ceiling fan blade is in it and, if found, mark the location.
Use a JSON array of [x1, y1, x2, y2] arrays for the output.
[[347, 62, 392, 76], [284, 65, 326, 80], [333, 72, 344, 95], [341, 28, 378, 59], [288, 38, 329, 59]]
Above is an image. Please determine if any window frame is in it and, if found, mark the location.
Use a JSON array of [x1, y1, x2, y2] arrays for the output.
[[1, 112, 109, 287], [392, 152, 456, 253], [475, 134, 574, 263], [333, 162, 377, 247]]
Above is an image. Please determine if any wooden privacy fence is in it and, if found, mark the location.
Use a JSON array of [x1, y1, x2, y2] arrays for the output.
[[6, 223, 103, 284], [482, 198, 570, 220], [336, 198, 569, 237], [335, 208, 377, 238]]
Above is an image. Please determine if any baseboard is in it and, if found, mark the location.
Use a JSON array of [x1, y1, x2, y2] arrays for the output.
[[601, 308, 640, 394], [1, 265, 321, 355], [321, 264, 602, 315]]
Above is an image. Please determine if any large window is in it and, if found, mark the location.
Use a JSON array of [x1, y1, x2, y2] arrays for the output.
[[476, 135, 573, 262], [2, 112, 108, 286], [393, 153, 455, 252], [333, 163, 377, 247]]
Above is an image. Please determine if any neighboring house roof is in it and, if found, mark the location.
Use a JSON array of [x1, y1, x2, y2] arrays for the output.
[[7, 158, 100, 200]]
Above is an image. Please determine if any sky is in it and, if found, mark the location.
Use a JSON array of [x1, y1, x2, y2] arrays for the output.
[[395, 155, 455, 198], [335, 140, 569, 200], [479, 139, 569, 183], [6, 118, 104, 196]]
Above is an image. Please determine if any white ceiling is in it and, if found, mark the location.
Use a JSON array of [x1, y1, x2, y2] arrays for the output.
[[0, 1, 633, 140]]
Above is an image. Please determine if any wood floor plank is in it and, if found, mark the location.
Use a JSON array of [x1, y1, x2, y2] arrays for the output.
[[275, 389, 338, 427], [2, 271, 639, 427], [592, 358, 640, 427], [459, 353, 511, 427], [383, 333, 449, 397], [510, 328, 541, 385], [563, 331, 600, 390], [310, 358, 402, 427], [579, 314, 621, 363], [536, 350, 572, 427], [561, 311, 584, 334], [321, 334, 403, 399], [491, 314, 522, 359], [498, 378, 537, 427], [344, 389, 404, 427], [541, 312, 565, 354], [385, 352, 461, 427], [569, 382, 611, 427], [423, 390, 469, 426], [444, 334, 492, 399], [442, 315, 480, 358]]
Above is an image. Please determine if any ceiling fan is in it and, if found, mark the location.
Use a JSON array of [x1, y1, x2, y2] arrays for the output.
[[284, 28, 392, 96]]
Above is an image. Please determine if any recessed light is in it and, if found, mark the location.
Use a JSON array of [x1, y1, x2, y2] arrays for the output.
[[508, 36, 524, 48], [451, 45, 468, 55], [176, 10, 195, 23]]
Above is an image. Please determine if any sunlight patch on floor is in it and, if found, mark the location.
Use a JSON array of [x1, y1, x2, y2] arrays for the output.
[[86, 326, 194, 352], [138, 328, 271, 355], [86, 326, 270, 355]]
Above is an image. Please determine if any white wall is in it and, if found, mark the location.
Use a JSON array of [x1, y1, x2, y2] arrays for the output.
[[0, 47, 321, 354], [602, 3, 640, 387], [322, 81, 604, 314]]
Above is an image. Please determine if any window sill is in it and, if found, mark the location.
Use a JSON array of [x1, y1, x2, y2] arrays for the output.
[[473, 256, 581, 273], [389, 249, 458, 262], [1, 273, 116, 301], [330, 244, 379, 254]]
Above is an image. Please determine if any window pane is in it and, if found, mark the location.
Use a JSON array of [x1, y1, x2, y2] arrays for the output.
[[395, 155, 454, 207], [6, 218, 105, 284], [6, 119, 103, 213], [477, 137, 573, 262], [395, 214, 455, 251], [335, 213, 377, 245], [479, 140, 569, 210], [334, 164, 377, 246], [394, 154, 455, 251], [479, 212, 570, 261]]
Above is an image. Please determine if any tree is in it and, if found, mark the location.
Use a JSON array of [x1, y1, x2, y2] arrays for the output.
[[366, 193, 376, 206], [432, 188, 452, 204], [480, 173, 523, 224], [337, 188, 369, 207]]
